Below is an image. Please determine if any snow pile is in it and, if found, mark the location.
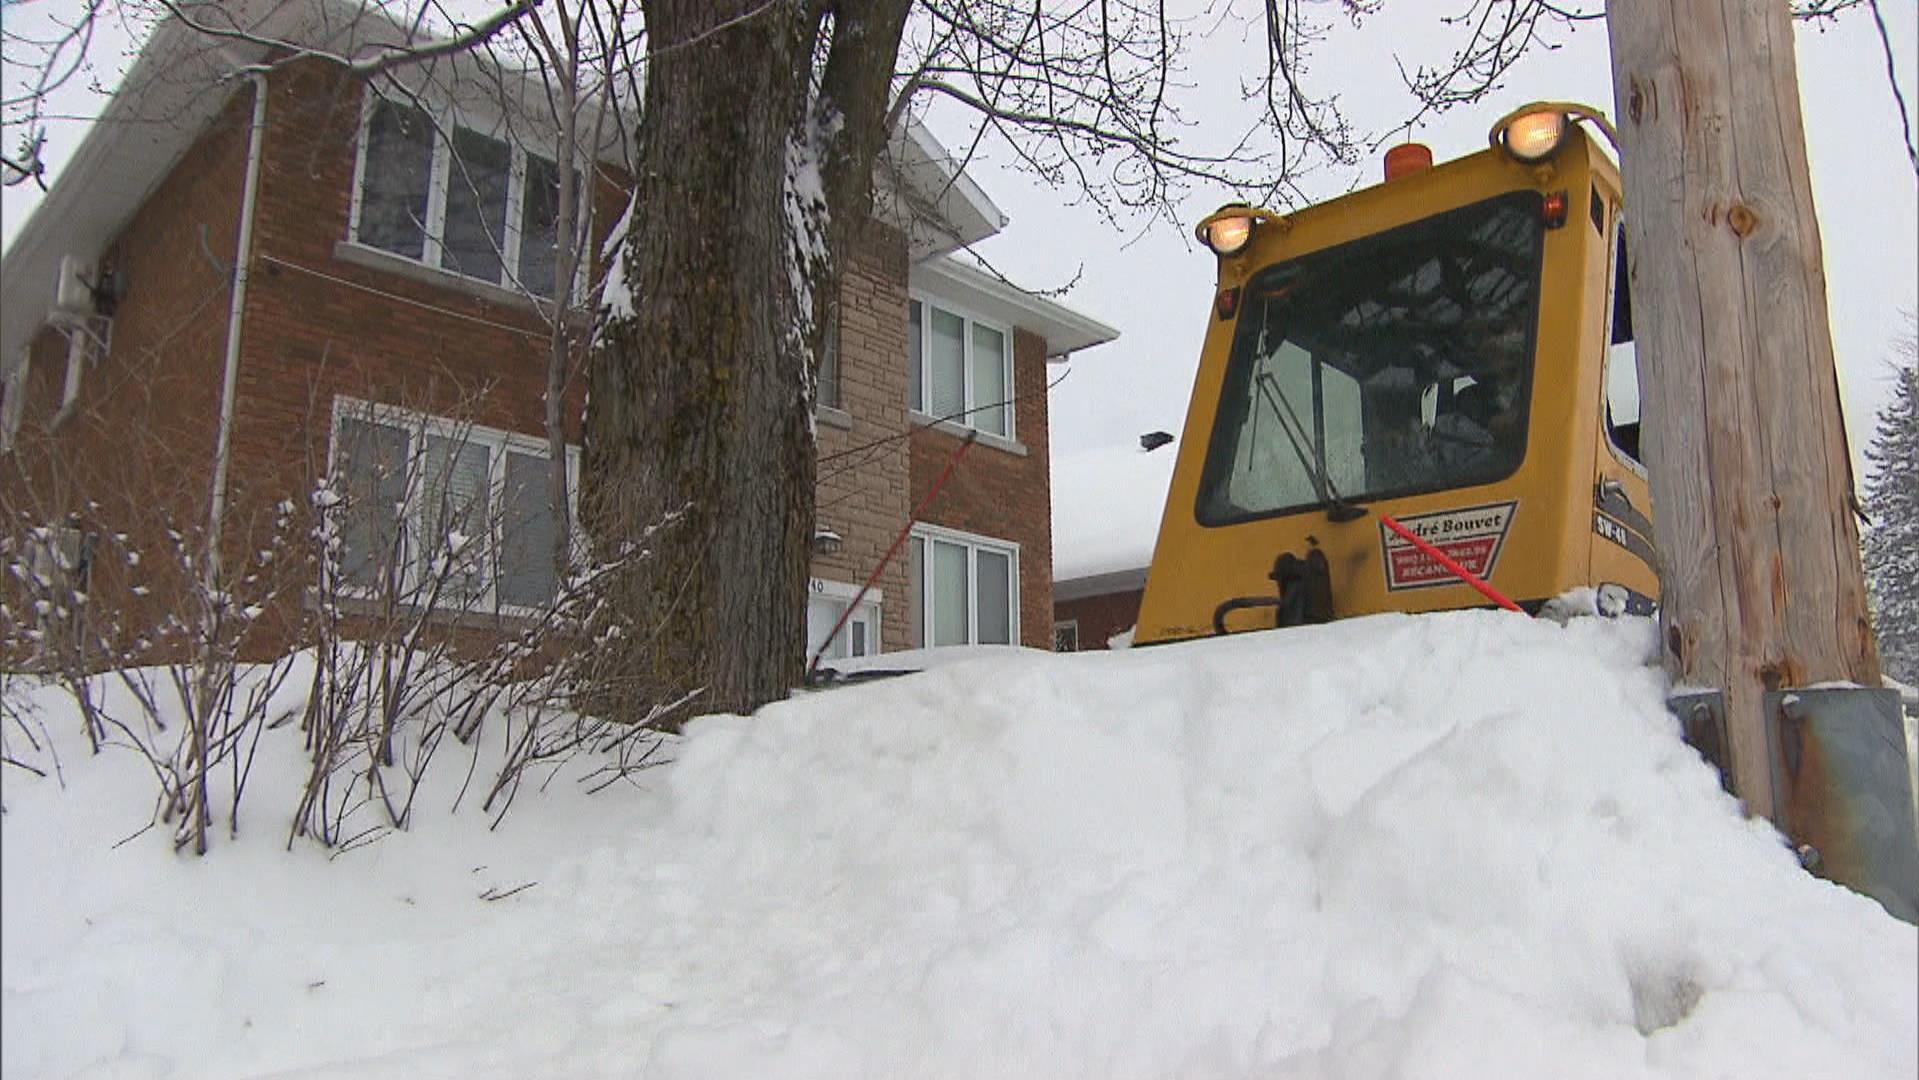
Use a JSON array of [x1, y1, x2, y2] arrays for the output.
[[1051, 443, 1177, 582], [5, 612, 1917, 1078]]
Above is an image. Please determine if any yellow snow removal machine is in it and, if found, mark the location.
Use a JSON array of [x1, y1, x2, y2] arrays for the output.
[[1134, 103, 1658, 645]]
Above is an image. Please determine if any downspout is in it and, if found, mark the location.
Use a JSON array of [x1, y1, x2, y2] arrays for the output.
[[205, 70, 268, 593]]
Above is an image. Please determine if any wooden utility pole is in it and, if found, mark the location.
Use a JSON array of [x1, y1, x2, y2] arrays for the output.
[[1606, 0, 1880, 821]]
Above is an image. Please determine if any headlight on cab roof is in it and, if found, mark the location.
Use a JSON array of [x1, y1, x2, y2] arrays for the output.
[[1197, 209, 1255, 256], [1488, 101, 1621, 165], [1497, 108, 1569, 163], [1195, 204, 1292, 257]]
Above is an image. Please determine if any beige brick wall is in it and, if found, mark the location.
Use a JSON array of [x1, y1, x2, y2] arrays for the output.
[[810, 223, 913, 652]]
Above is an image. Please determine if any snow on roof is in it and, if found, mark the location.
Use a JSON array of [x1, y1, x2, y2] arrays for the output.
[[1051, 441, 1178, 588], [5, 614, 1914, 1075]]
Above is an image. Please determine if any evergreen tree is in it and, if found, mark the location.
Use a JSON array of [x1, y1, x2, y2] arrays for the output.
[[1863, 329, 1919, 686]]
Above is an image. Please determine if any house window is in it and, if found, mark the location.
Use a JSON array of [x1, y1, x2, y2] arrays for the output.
[[907, 297, 1013, 438], [1053, 620, 1078, 652], [356, 101, 432, 260], [330, 399, 578, 613], [907, 526, 1017, 647], [817, 298, 842, 411], [350, 98, 575, 299], [806, 579, 879, 660]]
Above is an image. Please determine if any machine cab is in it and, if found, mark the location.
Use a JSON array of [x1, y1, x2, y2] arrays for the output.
[[1134, 105, 1658, 646]]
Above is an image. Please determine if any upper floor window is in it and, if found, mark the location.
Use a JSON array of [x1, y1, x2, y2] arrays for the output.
[[330, 399, 579, 614], [350, 99, 572, 299], [817, 298, 842, 412], [908, 298, 1012, 438]]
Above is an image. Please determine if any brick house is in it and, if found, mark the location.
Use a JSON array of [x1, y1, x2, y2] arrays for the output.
[[0, 2, 1116, 664]]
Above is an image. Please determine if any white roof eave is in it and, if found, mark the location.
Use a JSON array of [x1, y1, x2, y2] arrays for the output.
[[1, 19, 269, 370], [879, 118, 1006, 261], [910, 255, 1119, 358]]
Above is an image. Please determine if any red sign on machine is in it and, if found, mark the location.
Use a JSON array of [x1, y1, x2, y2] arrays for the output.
[[1380, 501, 1517, 591]]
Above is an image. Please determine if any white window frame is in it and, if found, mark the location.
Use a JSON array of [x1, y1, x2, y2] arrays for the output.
[[1053, 620, 1078, 652], [807, 578, 882, 659], [346, 91, 586, 300], [907, 293, 1016, 440], [909, 522, 1020, 648], [327, 395, 581, 617], [816, 296, 843, 413]]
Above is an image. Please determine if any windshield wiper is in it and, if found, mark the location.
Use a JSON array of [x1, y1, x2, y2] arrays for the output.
[[1254, 371, 1367, 523]]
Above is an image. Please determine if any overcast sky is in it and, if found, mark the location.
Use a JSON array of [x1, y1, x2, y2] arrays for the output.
[[4, 3, 1913, 482], [944, 5, 1918, 484]]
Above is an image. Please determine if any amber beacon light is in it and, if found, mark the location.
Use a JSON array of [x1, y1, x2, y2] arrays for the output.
[[1383, 143, 1433, 181]]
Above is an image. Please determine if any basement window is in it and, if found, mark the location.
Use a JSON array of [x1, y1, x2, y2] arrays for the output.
[[350, 98, 577, 299], [329, 398, 579, 614], [1053, 620, 1078, 652]]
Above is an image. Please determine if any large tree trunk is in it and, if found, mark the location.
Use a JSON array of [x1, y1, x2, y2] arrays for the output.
[[583, 0, 817, 720], [582, 0, 910, 722], [1607, 0, 1880, 819]]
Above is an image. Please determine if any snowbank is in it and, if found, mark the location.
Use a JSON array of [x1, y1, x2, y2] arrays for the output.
[[5, 612, 1915, 1078]]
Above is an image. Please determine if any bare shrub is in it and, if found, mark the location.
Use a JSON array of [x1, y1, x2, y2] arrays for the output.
[[1, 388, 683, 854]]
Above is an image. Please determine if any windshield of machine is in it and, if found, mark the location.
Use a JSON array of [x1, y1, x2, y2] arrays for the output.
[[1197, 190, 1545, 525]]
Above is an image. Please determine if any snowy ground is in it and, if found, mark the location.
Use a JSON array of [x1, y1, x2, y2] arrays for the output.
[[4, 612, 1915, 1079]]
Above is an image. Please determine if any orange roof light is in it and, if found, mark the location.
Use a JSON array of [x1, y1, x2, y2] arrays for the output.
[[1384, 143, 1433, 182]]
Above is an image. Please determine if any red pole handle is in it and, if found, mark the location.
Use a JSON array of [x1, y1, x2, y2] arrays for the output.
[[1376, 511, 1524, 613], [808, 430, 979, 680]]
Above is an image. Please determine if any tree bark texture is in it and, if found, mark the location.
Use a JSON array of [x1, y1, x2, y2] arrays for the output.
[[583, 0, 910, 721], [1607, 0, 1880, 819]]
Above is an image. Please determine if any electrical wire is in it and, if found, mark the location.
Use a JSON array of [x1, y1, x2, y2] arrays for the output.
[[816, 362, 1073, 482]]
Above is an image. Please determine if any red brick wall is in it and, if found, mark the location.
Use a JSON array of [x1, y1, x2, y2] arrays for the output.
[[4, 55, 1063, 666], [3, 60, 622, 661], [910, 327, 1055, 650], [1055, 588, 1143, 651], [2, 78, 254, 661], [233, 62, 581, 501]]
